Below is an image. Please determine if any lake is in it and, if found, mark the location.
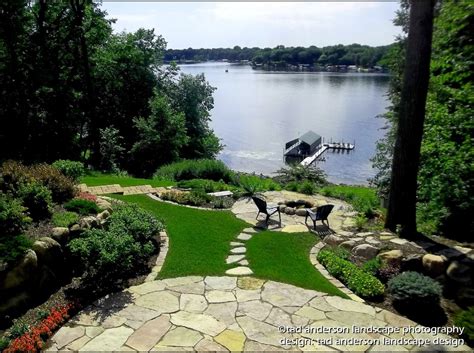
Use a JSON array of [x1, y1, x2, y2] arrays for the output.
[[180, 62, 390, 185]]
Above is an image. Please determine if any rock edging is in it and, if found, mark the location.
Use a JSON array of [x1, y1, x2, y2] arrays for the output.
[[309, 242, 365, 303], [145, 230, 169, 282]]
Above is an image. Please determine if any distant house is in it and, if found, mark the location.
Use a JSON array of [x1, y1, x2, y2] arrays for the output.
[[284, 130, 322, 157]]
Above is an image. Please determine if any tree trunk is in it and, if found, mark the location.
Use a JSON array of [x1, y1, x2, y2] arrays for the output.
[[385, 0, 435, 237]]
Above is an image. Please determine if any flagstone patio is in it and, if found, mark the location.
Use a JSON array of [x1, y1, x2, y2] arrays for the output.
[[46, 276, 469, 352]]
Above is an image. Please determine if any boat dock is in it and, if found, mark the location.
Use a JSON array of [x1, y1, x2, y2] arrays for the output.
[[300, 142, 355, 166]]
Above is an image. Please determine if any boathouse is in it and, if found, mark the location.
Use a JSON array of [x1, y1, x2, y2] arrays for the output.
[[284, 130, 322, 157]]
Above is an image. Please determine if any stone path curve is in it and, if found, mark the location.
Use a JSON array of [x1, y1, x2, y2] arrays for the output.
[[225, 228, 258, 276], [47, 276, 470, 352]]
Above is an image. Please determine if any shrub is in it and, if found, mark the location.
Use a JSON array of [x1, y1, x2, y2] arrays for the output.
[[299, 180, 316, 195], [17, 182, 53, 221], [0, 193, 31, 235], [0, 160, 33, 194], [161, 190, 190, 205], [187, 190, 212, 206], [324, 246, 350, 260], [455, 307, 474, 343], [285, 181, 299, 192], [317, 249, 384, 298], [377, 261, 401, 283], [108, 204, 163, 243], [8, 320, 29, 339], [64, 199, 100, 215], [0, 235, 34, 264], [0, 337, 10, 351], [154, 159, 234, 183], [211, 197, 234, 209], [69, 228, 154, 281], [52, 160, 85, 181], [235, 174, 280, 196], [75, 192, 97, 202], [320, 185, 379, 218], [29, 164, 76, 203], [388, 271, 442, 306], [362, 257, 382, 275], [52, 211, 79, 228], [275, 164, 327, 185], [177, 179, 235, 193]]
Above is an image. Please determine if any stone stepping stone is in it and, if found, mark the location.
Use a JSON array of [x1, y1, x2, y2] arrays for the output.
[[238, 260, 249, 266], [242, 228, 258, 234], [230, 241, 245, 247], [390, 238, 408, 245], [225, 267, 253, 276], [230, 247, 246, 254], [237, 233, 252, 241], [226, 255, 246, 264]]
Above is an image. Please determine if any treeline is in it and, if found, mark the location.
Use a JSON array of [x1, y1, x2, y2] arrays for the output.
[[0, 1, 221, 177], [371, 1, 473, 239], [164, 44, 392, 68]]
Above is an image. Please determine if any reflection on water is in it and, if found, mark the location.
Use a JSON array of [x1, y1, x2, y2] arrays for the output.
[[180, 62, 390, 185]]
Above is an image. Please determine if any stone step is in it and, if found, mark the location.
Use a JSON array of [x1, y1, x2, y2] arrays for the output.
[[225, 267, 253, 276], [226, 255, 246, 264], [242, 228, 258, 234], [230, 247, 246, 254], [237, 233, 252, 241], [230, 241, 245, 247], [238, 259, 249, 266]]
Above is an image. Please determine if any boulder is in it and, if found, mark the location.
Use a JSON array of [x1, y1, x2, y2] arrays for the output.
[[401, 254, 424, 272], [2, 250, 38, 291], [339, 240, 357, 250], [69, 224, 83, 237], [422, 254, 447, 277], [51, 227, 69, 243], [455, 288, 474, 307], [97, 210, 110, 220], [446, 261, 472, 285], [295, 209, 307, 217], [278, 205, 286, 212], [324, 234, 345, 246], [32, 237, 63, 268], [352, 244, 379, 260], [378, 250, 403, 264], [79, 216, 99, 229], [285, 207, 295, 215]]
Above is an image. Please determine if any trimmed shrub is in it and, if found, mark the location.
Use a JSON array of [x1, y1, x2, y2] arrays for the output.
[[177, 179, 236, 193], [0, 235, 34, 264], [108, 204, 163, 243], [154, 159, 234, 182], [0, 161, 33, 194], [52, 160, 85, 181], [187, 190, 212, 206], [317, 249, 384, 298], [0, 193, 31, 235], [64, 199, 100, 215], [377, 261, 401, 283], [52, 211, 79, 228], [299, 180, 316, 195], [17, 182, 53, 221], [455, 307, 474, 343], [388, 271, 442, 306], [30, 164, 76, 203]]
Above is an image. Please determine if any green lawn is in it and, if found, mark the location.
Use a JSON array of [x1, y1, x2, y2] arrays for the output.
[[80, 173, 175, 188], [111, 194, 248, 278], [246, 231, 347, 297]]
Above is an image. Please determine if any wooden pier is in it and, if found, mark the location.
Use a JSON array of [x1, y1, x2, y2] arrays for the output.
[[301, 142, 355, 166]]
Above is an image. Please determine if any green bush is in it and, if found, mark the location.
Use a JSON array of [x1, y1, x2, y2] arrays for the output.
[[299, 180, 316, 195], [235, 174, 281, 196], [187, 190, 212, 206], [0, 234, 34, 264], [0, 337, 10, 351], [362, 257, 383, 275], [154, 159, 234, 183], [177, 179, 236, 193], [160, 190, 190, 205], [275, 164, 327, 185], [0, 193, 31, 235], [8, 320, 29, 339], [0, 160, 33, 194], [285, 181, 299, 192], [68, 204, 161, 281], [64, 198, 100, 215], [454, 307, 474, 343], [17, 182, 53, 221], [320, 185, 379, 218], [211, 197, 234, 209], [317, 249, 384, 298], [52, 160, 85, 181], [52, 211, 79, 228], [108, 204, 163, 243], [324, 245, 351, 260], [388, 271, 442, 306]]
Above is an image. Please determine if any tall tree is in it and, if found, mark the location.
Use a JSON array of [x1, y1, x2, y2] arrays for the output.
[[385, 0, 436, 236]]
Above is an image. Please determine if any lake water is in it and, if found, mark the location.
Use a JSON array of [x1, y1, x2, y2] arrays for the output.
[[180, 62, 390, 185]]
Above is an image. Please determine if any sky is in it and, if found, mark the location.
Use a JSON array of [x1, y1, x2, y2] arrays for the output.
[[100, 2, 403, 49]]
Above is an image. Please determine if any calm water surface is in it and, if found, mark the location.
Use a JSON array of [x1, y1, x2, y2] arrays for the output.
[[180, 62, 389, 185]]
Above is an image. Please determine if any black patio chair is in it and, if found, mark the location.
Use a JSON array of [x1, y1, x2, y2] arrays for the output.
[[305, 204, 334, 229], [252, 195, 281, 224]]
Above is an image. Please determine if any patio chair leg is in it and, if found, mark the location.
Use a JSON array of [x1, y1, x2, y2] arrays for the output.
[[256, 211, 260, 220], [313, 220, 316, 230], [266, 214, 270, 223], [278, 211, 281, 224]]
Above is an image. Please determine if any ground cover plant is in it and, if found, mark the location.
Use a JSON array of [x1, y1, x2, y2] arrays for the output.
[[246, 231, 347, 297], [111, 194, 247, 277], [319, 185, 379, 217], [64, 199, 100, 215], [51, 160, 85, 181], [52, 211, 79, 228]]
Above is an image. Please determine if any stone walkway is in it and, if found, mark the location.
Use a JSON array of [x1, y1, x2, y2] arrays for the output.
[[78, 184, 168, 196], [224, 228, 257, 277], [47, 276, 469, 352]]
